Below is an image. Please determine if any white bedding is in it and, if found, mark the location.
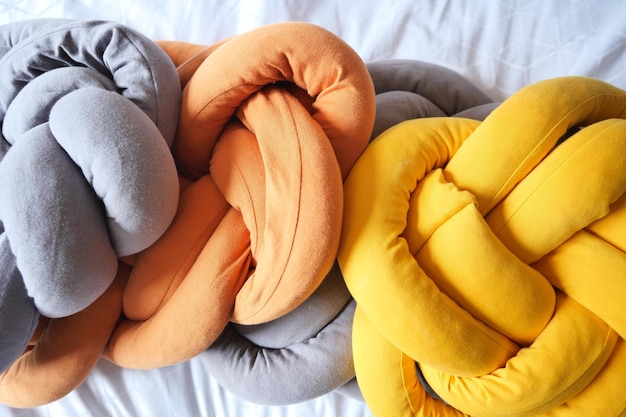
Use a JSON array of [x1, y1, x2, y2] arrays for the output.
[[1, 1, 625, 416]]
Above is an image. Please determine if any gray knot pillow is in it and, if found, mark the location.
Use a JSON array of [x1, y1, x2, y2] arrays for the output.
[[0, 18, 180, 386], [368, 59, 498, 140]]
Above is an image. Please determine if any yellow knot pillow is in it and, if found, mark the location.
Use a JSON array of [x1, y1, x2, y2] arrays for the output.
[[338, 76, 626, 417]]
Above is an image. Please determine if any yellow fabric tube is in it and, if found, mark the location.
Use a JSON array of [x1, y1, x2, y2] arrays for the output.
[[340, 76, 626, 417], [534, 231, 626, 339], [486, 119, 626, 263], [420, 293, 617, 417], [352, 306, 468, 417], [408, 169, 555, 346], [340, 117, 520, 377], [444, 77, 626, 215]]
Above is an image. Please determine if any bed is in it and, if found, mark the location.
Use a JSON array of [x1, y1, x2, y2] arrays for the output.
[[1, 1, 626, 416]]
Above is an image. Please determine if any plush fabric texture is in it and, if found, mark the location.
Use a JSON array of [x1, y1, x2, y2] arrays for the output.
[[0, 19, 181, 407], [367, 59, 496, 139], [197, 59, 498, 406], [201, 264, 358, 405], [102, 22, 377, 370], [0, 234, 38, 381], [338, 76, 626, 416]]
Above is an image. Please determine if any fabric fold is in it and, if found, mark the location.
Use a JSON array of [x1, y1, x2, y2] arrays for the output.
[[0, 18, 181, 408], [196, 59, 500, 405], [104, 21, 376, 370], [339, 76, 626, 416]]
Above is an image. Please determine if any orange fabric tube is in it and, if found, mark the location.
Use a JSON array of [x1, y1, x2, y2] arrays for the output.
[[0, 263, 128, 408], [105, 22, 375, 368]]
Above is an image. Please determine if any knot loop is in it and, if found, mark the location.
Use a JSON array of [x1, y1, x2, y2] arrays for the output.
[[103, 22, 376, 370], [0, 18, 180, 407], [339, 76, 626, 416], [191, 59, 498, 405]]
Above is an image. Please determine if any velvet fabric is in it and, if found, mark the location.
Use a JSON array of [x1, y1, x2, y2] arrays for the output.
[[339, 76, 626, 416]]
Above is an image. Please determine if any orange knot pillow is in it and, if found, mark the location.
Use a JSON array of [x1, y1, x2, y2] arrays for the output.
[[338, 76, 626, 417], [197, 58, 498, 406], [104, 22, 376, 369]]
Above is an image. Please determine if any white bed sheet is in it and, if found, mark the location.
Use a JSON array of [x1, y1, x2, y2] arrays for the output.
[[1, 1, 625, 416], [3, 359, 370, 417], [1, 0, 624, 101]]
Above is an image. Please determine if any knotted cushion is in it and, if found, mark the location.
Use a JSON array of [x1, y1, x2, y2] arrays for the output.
[[196, 58, 498, 406], [367, 59, 497, 139], [201, 263, 358, 405], [338, 76, 626, 417], [102, 22, 376, 370], [0, 19, 180, 407]]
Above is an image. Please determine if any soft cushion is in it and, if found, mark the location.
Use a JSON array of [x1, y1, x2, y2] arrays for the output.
[[338, 76, 626, 416], [103, 22, 377, 370], [367, 59, 496, 139], [197, 59, 498, 405], [201, 264, 357, 405], [0, 18, 181, 408]]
